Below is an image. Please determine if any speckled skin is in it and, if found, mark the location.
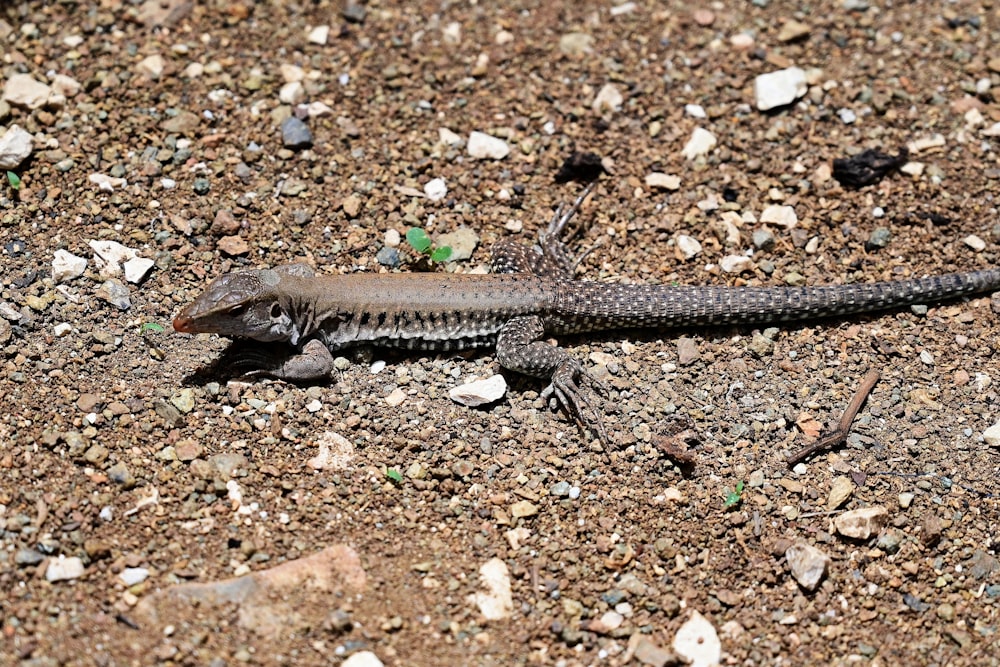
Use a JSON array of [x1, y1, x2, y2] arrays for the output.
[[174, 186, 1000, 440]]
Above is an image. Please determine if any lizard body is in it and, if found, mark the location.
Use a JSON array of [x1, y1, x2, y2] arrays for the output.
[[174, 186, 1000, 439]]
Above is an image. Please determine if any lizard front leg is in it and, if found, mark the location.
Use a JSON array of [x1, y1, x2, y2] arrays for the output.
[[496, 315, 609, 442], [236, 338, 335, 382]]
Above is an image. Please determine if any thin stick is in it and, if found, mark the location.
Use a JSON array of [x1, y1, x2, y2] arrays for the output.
[[786, 370, 880, 466]]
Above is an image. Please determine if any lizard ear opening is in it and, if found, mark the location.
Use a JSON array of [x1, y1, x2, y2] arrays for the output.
[[270, 303, 283, 318]]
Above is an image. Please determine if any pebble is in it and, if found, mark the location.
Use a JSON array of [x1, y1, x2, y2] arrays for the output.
[[89, 172, 127, 192], [279, 81, 306, 105], [760, 204, 797, 228], [633, 637, 676, 667], [342, 194, 362, 218], [559, 32, 594, 56], [837, 108, 857, 124], [435, 227, 479, 261], [681, 127, 716, 160], [826, 476, 854, 510], [438, 127, 462, 146], [424, 177, 447, 201], [510, 500, 538, 518], [592, 83, 623, 113], [720, 255, 754, 273], [217, 235, 250, 256], [467, 131, 510, 160], [281, 116, 313, 149], [3, 73, 54, 109], [308, 431, 355, 471], [95, 279, 131, 310], [963, 234, 986, 251], [751, 229, 775, 250], [866, 227, 891, 249], [449, 374, 507, 407], [15, 548, 44, 566], [170, 388, 195, 414], [982, 421, 1000, 447], [646, 172, 681, 190], [119, 567, 150, 586], [754, 67, 807, 111], [46, 555, 85, 582], [123, 256, 155, 284], [599, 610, 624, 631], [52, 249, 87, 283], [89, 239, 138, 278], [673, 610, 721, 667], [0, 123, 32, 169], [684, 104, 706, 118], [675, 234, 701, 259], [306, 25, 329, 45], [777, 19, 810, 42], [898, 492, 915, 509], [675, 337, 700, 366], [342, 652, 384, 667], [550, 481, 571, 497], [107, 462, 136, 488], [136, 54, 166, 78], [384, 388, 407, 406], [470, 558, 513, 620], [375, 247, 400, 268], [834, 506, 888, 540], [785, 543, 830, 591]]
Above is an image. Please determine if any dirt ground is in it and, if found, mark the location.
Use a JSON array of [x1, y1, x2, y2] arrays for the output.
[[2, 0, 1000, 665]]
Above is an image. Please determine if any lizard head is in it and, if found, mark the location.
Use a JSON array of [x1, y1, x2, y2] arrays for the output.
[[173, 266, 310, 344]]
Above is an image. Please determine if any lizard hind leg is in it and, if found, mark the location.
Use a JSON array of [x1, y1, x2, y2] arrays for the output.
[[496, 315, 610, 442], [490, 181, 600, 279]]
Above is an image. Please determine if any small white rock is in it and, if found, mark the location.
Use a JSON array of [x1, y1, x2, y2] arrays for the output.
[[908, 134, 946, 153], [46, 556, 85, 582], [439, 127, 463, 146], [599, 610, 624, 630], [89, 240, 136, 277], [384, 229, 401, 247], [424, 177, 448, 202], [279, 81, 306, 105], [760, 204, 798, 228], [983, 422, 1000, 447], [900, 161, 924, 176], [52, 249, 87, 283], [834, 506, 888, 540], [684, 103, 707, 118], [645, 172, 681, 190], [3, 73, 53, 109], [306, 101, 333, 117], [785, 543, 830, 591], [449, 374, 507, 407], [898, 492, 915, 509], [592, 83, 623, 113], [754, 67, 807, 111], [495, 29, 514, 45], [609, 1, 636, 16], [470, 558, 513, 620], [307, 431, 355, 471], [341, 651, 384, 667], [720, 255, 754, 273], [136, 54, 166, 78], [119, 567, 150, 586], [681, 127, 716, 160], [50, 74, 81, 97], [673, 610, 721, 667], [982, 122, 1000, 137], [675, 235, 702, 259], [307, 25, 330, 45], [88, 172, 127, 192], [280, 64, 305, 83], [123, 256, 155, 284], [305, 399, 322, 413], [53, 322, 73, 336], [384, 388, 407, 406], [0, 124, 33, 169], [442, 21, 462, 44], [467, 131, 510, 160], [963, 234, 986, 252]]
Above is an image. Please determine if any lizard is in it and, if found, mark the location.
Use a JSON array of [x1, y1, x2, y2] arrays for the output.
[[173, 183, 1000, 441]]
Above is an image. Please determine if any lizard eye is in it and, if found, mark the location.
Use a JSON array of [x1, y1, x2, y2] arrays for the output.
[[227, 304, 247, 317], [270, 303, 283, 318]]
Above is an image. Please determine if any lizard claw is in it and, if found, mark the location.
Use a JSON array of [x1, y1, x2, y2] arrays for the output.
[[542, 359, 611, 443]]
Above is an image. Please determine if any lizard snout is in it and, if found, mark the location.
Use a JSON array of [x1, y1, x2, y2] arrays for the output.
[[172, 313, 194, 332]]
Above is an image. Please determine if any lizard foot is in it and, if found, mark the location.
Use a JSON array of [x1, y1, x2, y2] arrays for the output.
[[540, 358, 610, 443]]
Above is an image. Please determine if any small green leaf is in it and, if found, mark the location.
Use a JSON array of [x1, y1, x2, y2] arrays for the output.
[[141, 322, 166, 334], [406, 228, 432, 253], [724, 481, 744, 508], [429, 246, 452, 263], [7, 171, 21, 190], [386, 468, 403, 483]]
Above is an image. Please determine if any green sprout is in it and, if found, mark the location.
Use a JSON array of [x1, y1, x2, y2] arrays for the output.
[[386, 468, 403, 483], [724, 481, 745, 509], [405, 227, 453, 263], [140, 322, 166, 335], [7, 171, 21, 190]]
